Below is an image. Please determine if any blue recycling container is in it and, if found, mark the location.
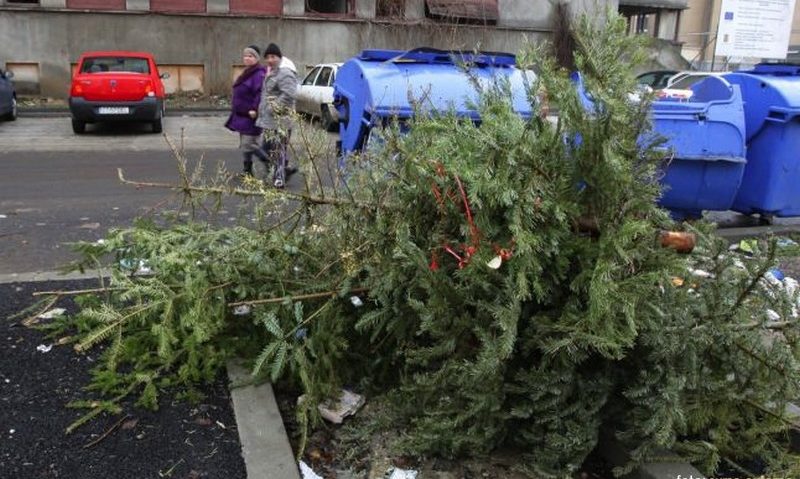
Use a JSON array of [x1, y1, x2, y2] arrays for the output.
[[723, 65, 800, 217], [573, 73, 748, 219], [333, 48, 534, 165]]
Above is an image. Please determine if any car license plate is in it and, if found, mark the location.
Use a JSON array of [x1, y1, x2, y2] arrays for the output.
[[98, 107, 130, 115]]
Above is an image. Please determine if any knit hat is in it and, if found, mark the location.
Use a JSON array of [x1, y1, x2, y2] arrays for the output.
[[264, 43, 282, 58], [243, 45, 261, 59]]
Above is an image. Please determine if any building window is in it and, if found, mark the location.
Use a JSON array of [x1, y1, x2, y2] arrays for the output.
[[376, 0, 404, 17], [6, 0, 40, 4], [5, 62, 40, 94], [424, 0, 498, 25], [150, 0, 206, 13], [66, 0, 126, 9], [229, 0, 282, 15], [306, 0, 353, 15], [158, 64, 205, 94]]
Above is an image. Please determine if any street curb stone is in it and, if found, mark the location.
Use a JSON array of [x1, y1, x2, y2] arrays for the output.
[[0, 269, 109, 284], [227, 361, 301, 479]]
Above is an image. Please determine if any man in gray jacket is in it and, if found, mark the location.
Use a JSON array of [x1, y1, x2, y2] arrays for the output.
[[256, 43, 298, 188]]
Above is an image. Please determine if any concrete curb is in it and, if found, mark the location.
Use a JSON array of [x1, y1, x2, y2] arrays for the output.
[[227, 361, 300, 479], [0, 269, 109, 284], [716, 224, 800, 243]]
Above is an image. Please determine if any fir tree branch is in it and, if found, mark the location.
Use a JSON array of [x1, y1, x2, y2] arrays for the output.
[[20, 295, 59, 327], [228, 287, 368, 307], [743, 398, 797, 428], [117, 168, 364, 208], [75, 302, 162, 352], [734, 342, 788, 376], [33, 287, 124, 297], [82, 414, 129, 449]]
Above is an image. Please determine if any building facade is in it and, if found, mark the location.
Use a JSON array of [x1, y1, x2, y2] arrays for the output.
[[0, 0, 617, 97]]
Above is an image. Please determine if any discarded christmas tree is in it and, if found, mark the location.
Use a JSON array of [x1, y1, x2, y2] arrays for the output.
[[31, 12, 800, 478]]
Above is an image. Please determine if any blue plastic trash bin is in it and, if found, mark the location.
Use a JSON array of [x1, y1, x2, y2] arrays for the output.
[[573, 73, 748, 219], [333, 48, 534, 165], [723, 65, 800, 217]]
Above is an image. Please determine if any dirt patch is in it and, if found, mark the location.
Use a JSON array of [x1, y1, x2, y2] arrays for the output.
[[0, 279, 246, 479]]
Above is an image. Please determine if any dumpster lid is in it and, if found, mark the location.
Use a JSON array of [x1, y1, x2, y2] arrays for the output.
[[746, 63, 800, 76], [359, 47, 517, 67], [340, 48, 533, 121]]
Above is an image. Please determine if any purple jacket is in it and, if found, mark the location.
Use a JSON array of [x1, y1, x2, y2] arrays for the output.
[[225, 64, 267, 136]]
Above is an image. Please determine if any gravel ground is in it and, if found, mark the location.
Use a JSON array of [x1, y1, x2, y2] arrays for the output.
[[0, 280, 246, 479]]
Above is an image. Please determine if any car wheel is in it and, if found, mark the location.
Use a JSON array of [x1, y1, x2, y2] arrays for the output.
[[71, 119, 86, 134], [7, 96, 17, 121], [151, 104, 164, 133], [320, 105, 336, 132]]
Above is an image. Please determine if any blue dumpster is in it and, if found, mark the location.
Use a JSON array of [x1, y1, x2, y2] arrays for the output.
[[333, 48, 534, 164], [723, 65, 800, 217], [573, 73, 748, 219]]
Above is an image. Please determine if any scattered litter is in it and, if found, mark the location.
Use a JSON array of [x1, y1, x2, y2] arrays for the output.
[[299, 461, 323, 479], [671, 277, 685, 287], [121, 418, 139, 430], [112, 207, 120, 211], [215, 420, 226, 429], [766, 309, 782, 322], [688, 268, 713, 278], [295, 328, 308, 340], [95, 239, 106, 245], [768, 268, 785, 281], [777, 237, 798, 248], [0, 214, 6, 219], [9, 429, 14, 434], [120, 258, 152, 275], [4, 379, 10, 383], [785, 277, 798, 297], [194, 417, 213, 427], [487, 255, 503, 269], [79, 222, 101, 230], [37, 308, 66, 320], [136, 432, 145, 440], [36, 344, 53, 353], [764, 270, 784, 287], [738, 239, 758, 254], [233, 305, 252, 316], [80, 217, 90, 221], [388, 468, 419, 479], [300, 389, 365, 424], [35, 223, 46, 226], [350, 296, 364, 307]]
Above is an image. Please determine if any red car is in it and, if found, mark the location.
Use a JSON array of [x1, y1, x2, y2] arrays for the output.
[[69, 51, 169, 134]]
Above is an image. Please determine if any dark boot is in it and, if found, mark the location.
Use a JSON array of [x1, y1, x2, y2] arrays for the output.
[[242, 153, 254, 177]]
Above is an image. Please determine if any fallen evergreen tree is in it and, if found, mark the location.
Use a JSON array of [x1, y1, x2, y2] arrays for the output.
[[31, 13, 800, 477]]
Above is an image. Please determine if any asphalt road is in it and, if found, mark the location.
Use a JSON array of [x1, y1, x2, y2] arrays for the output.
[[0, 116, 294, 275]]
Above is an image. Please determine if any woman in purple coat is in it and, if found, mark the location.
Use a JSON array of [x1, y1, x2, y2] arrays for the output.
[[225, 45, 268, 177]]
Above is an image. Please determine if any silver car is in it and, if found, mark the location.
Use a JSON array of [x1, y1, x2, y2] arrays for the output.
[[296, 63, 341, 132], [0, 68, 17, 121]]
